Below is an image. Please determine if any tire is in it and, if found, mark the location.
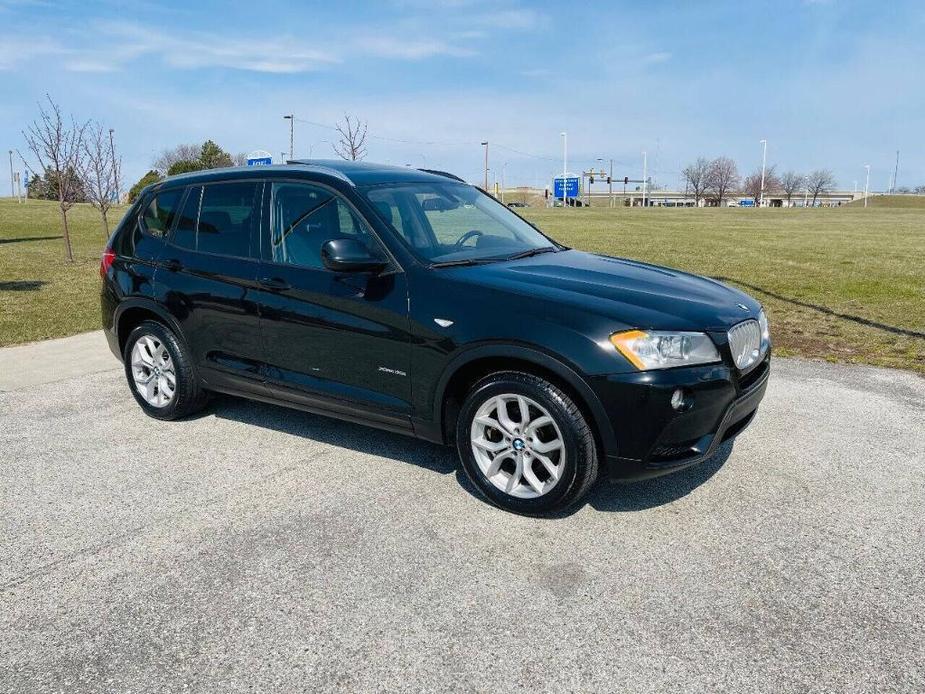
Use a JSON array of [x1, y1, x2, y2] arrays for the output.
[[122, 320, 208, 421], [456, 371, 598, 515]]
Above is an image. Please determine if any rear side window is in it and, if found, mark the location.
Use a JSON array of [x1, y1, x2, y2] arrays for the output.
[[169, 182, 261, 258]]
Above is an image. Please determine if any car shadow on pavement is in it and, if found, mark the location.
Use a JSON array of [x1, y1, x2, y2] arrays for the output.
[[205, 394, 734, 515], [586, 441, 734, 513], [207, 394, 459, 476]]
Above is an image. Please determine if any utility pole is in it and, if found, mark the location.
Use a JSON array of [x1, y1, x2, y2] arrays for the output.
[[759, 139, 768, 207], [108, 128, 120, 203], [864, 164, 871, 208], [283, 114, 294, 160], [560, 132, 568, 208], [8, 150, 13, 199], [609, 158, 613, 208], [501, 162, 507, 204], [480, 141, 488, 192], [892, 150, 899, 193], [641, 150, 647, 207]]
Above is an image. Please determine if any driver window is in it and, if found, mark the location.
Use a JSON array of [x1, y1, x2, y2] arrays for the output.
[[270, 182, 377, 268]]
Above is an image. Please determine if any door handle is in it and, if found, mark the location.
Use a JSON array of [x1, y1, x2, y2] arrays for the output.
[[258, 277, 291, 291], [163, 259, 183, 272]]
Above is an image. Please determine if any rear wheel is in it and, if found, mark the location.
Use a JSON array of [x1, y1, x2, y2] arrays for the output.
[[456, 371, 598, 514], [123, 320, 208, 420]]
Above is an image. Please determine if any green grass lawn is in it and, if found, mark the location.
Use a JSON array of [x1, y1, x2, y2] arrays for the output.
[[1, 198, 923, 374]]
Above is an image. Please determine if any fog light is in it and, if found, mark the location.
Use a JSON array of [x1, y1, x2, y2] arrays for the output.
[[670, 388, 692, 411]]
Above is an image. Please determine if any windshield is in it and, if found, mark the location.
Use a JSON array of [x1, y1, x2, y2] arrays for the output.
[[361, 181, 557, 264]]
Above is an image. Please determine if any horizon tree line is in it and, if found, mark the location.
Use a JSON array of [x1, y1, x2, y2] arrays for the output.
[[681, 156, 838, 207]]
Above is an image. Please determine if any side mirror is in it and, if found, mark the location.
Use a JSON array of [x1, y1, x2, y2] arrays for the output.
[[321, 238, 387, 273]]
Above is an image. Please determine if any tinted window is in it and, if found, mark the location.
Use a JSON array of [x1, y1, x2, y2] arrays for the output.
[[172, 186, 200, 250], [141, 189, 183, 236], [269, 182, 378, 269], [169, 182, 261, 258]]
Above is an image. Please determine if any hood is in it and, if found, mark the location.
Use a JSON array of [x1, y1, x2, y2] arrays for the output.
[[449, 249, 761, 331]]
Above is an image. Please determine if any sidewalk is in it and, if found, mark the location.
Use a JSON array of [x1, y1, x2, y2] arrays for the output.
[[0, 331, 119, 391]]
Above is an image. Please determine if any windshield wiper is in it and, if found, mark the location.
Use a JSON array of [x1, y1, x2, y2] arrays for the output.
[[506, 246, 558, 261], [428, 257, 504, 268]]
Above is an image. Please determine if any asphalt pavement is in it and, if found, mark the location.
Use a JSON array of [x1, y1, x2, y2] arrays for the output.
[[1, 332, 923, 692]]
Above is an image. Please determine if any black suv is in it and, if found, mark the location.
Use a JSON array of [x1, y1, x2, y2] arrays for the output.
[[101, 161, 770, 514]]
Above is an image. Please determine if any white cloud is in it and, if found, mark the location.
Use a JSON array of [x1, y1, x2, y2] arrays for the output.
[[642, 51, 672, 65], [361, 36, 475, 59]]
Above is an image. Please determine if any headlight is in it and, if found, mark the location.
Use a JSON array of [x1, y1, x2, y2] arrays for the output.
[[758, 309, 771, 353], [610, 330, 721, 370]]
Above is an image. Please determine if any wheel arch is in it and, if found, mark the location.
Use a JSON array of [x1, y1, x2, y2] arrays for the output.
[[114, 299, 185, 357], [432, 344, 617, 459]]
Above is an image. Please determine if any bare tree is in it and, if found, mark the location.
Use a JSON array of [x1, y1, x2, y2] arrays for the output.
[[332, 114, 368, 161], [780, 170, 804, 206], [233, 152, 248, 166], [707, 157, 740, 207], [806, 169, 836, 207], [681, 157, 712, 205], [22, 95, 88, 262], [742, 165, 780, 205], [79, 121, 121, 236], [153, 143, 201, 174]]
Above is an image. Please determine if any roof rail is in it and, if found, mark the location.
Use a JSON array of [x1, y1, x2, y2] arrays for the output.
[[286, 161, 355, 186], [418, 168, 465, 183]]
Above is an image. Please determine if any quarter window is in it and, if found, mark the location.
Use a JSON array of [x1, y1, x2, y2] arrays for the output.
[[141, 189, 183, 236], [269, 182, 379, 269]]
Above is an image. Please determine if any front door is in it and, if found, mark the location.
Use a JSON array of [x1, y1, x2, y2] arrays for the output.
[[254, 180, 412, 427]]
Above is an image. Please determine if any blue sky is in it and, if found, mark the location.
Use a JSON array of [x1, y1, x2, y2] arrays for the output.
[[2, 0, 923, 191]]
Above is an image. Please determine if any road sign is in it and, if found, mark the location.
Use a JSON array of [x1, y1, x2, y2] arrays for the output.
[[246, 149, 273, 166], [553, 176, 580, 199]]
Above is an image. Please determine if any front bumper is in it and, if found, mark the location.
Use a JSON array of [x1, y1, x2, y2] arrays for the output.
[[591, 355, 770, 480]]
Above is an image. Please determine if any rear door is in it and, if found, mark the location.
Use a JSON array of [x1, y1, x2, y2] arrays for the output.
[[254, 180, 413, 426], [157, 180, 265, 394]]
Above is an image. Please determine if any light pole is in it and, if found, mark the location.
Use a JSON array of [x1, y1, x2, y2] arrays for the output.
[[8, 150, 14, 200], [642, 150, 648, 207], [759, 139, 768, 207], [108, 129, 120, 203], [480, 141, 488, 192], [864, 164, 871, 208], [283, 114, 294, 160], [560, 132, 567, 208], [501, 162, 507, 204]]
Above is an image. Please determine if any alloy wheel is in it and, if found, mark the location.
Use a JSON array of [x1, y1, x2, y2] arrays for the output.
[[130, 335, 176, 408], [470, 393, 566, 498]]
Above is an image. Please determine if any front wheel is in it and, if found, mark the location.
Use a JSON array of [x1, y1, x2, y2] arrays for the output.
[[456, 371, 598, 514]]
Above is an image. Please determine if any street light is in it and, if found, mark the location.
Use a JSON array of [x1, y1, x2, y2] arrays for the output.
[[108, 129, 120, 203], [560, 132, 567, 208], [864, 164, 871, 208], [480, 141, 488, 192], [501, 162, 508, 203], [642, 150, 648, 207], [759, 139, 768, 207], [283, 114, 294, 160]]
